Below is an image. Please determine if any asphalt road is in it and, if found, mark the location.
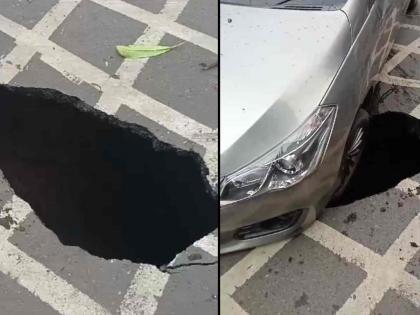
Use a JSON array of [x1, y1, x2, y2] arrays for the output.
[[0, 0, 217, 314], [221, 8, 420, 315]]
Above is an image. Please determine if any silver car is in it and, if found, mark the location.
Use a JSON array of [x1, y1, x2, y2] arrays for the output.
[[220, 0, 417, 253]]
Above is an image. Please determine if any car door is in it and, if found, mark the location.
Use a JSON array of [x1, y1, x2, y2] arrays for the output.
[[358, 0, 405, 95], [373, 0, 408, 71]]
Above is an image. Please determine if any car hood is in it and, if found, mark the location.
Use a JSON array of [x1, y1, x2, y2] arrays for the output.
[[221, 4, 351, 176]]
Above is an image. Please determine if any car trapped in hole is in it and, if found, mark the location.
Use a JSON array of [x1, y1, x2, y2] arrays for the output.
[[220, 0, 418, 253]]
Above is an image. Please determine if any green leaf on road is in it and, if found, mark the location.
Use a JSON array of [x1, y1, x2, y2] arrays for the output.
[[116, 43, 184, 59]]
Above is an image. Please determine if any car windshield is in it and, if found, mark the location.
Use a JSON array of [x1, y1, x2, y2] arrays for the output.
[[220, 0, 347, 9]]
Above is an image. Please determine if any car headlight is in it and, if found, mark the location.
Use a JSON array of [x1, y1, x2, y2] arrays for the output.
[[220, 105, 337, 204]]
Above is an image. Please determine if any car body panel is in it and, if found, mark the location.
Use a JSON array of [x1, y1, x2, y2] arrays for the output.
[[220, 5, 351, 176], [321, 0, 407, 153], [220, 0, 348, 10]]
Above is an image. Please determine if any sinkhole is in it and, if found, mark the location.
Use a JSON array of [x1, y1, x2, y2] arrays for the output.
[[0, 85, 217, 266], [330, 111, 420, 207]]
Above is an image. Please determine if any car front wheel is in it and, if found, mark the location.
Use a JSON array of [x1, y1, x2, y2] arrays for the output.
[[408, 0, 418, 13], [331, 108, 370, 202]]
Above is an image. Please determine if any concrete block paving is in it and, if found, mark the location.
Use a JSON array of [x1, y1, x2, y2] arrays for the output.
[[0, 0, 217, 314]]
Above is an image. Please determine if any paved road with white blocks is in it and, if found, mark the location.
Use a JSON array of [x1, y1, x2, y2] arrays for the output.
[[0, 1, 218, 314]]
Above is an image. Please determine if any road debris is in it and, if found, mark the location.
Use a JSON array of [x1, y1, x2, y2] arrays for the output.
[[116, 42, 184, 59], [344, 213, 357, 224], [199, 61, 218, 71]]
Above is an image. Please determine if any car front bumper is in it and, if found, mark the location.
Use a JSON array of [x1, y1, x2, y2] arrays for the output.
[[220, 112, 349, 254]]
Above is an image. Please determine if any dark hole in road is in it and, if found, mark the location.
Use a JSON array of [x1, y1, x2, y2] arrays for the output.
[[331, 111, 420, 207], [0, 85, 217, 266]]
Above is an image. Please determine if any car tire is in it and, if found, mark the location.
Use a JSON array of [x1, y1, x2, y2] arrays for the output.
[[407, 0, 418, 13], [331, 108, 370, 203]]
